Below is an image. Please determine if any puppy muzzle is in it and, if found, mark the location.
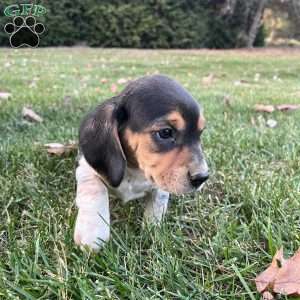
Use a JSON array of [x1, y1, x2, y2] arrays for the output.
[[188, 158, 209, 190]]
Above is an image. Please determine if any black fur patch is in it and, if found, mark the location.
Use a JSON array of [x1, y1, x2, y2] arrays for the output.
[[79, 98, 126, 187]]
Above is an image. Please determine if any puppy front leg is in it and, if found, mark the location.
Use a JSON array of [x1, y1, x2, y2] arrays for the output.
[[144, 189, 169, 224], [74, 157, 110, 251]]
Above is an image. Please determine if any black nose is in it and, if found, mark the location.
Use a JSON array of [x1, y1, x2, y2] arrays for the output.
[[189, 172, 209, 188]]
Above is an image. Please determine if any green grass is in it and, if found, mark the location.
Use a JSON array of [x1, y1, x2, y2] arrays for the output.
[[0, 48, 300, 299]]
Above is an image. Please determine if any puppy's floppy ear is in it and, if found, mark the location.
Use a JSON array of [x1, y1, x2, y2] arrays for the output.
[[79, 99, 127, 187]]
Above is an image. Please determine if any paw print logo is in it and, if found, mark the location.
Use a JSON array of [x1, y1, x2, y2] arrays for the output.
[[4, 16, 45, 48]]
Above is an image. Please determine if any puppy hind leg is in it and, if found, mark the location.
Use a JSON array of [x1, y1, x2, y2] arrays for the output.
[[74, 157, 110, 251], [144, 189, 169, 224]]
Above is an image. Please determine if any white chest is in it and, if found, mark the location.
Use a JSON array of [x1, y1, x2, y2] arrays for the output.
[[110, 168, 154, 203]]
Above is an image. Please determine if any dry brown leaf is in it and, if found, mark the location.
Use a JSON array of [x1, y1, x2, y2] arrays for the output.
[[202, 73, 215, 85], [0, 92, 11, 100], [22, 107, 43, 123], [254, 104, 275, 113], [255, 248, 300, 298], [276, 104, 300, 111], [255, 103, 300, 113], [234, 79, 251, 86], [255, 248, 285, 293], [44, 142, 77, 156], [110, 84, 117, 93], [262, 291, 274, 300], [117, 78, 128, 84], [273, 249, 300, 295]]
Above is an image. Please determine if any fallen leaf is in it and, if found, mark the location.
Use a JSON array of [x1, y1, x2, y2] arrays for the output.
[[234, 79, 251, 86], [255, 248, 285, 293], [255, 248, 300, 298], [110, 84, 117, 93], [273, 249, 300, 295], [262, 291, 274, 300], [0, 92, 11, 100], [255, 103, 300, 113], [22, 107, 43, 123], [266, 119, 277, 128], [255, 104, 275, 113], [117, 78, 127, 84], [202, 73, 215, 85], [276, 104, 300, 111], [44, 142, 77, 156]]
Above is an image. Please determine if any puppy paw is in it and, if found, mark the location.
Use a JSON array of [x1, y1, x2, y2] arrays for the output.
[[74, 212, 110, 251], [143, 210, 163, 225], [143, 190, 169, 225]]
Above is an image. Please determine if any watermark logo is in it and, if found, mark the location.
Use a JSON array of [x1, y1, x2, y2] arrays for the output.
[[3, 4, 46, 48]]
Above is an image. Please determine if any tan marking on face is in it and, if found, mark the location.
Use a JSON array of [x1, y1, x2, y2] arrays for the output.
[[123, 128, 193, 194], [122, 128, 146, 168], [198, 114, 206, 131], [166, 111, 186, 130]]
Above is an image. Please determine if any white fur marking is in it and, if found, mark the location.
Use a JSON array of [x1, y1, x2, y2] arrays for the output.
[[144, 189, 169, 223], [74, 157, 110, 250]]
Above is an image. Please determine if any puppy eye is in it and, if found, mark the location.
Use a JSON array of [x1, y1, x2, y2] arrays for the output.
[[157, 128, 173, 139]]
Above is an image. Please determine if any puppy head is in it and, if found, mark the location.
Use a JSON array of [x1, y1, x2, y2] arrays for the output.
[[79, 75, 209, 193], [120, 75, 209, 194]]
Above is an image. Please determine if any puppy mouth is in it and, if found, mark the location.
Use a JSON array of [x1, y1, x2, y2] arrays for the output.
[[156, 182, 207, 195], [145, 170, 204, 195], [152, 180, 194, 195]]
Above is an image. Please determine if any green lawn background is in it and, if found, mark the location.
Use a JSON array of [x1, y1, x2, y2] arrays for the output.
[[0, 48, 300, 299]]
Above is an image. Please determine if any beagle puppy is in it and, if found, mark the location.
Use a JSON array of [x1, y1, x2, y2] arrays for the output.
[[74, 75, 209, 250]]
